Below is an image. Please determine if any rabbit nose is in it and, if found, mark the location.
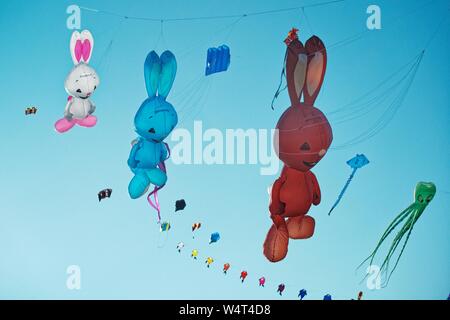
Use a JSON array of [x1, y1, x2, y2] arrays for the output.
[[318, 149, 326, 157]]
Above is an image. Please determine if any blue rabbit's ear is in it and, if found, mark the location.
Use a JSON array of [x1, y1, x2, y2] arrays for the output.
[[158, 50, 177, 100], [144, 51, 161, 98]]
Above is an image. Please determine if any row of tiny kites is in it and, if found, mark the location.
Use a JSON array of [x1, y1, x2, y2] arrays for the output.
[[180, 246, 363, 300], [98, 190, 370, 299], [175, 216, 362, 300]]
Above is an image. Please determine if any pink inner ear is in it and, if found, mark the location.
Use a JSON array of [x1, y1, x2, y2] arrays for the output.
[[74, 40, 83, 63], [81, 40, 91, 62]]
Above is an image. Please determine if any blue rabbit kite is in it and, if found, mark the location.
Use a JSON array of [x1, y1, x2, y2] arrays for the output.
[[128, 51, 178, 222]]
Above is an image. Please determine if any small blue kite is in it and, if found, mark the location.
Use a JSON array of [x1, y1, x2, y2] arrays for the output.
[[328, 154, 369, 216], [209, 232, 221, 244], [298, 289, 307, 300], [205, 45, 230, 76]]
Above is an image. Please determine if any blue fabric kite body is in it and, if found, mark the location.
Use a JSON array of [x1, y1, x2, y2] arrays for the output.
[[209, 232, 221, 244], [205, 45, 230, 76], [128, 50, 178, 223], [298, 289, 307, 300], [328, 154, 369, 215]]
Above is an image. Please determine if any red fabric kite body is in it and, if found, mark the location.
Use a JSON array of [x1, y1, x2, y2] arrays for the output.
[[263, 31, 333, 262]]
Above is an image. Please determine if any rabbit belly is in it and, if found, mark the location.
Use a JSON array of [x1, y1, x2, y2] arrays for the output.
[[135, 141, 162, 168], [279, 171, 313, 217], [70, 99, 91, 119]]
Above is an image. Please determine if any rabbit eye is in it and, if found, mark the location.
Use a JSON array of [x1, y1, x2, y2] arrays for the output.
[[76, 89, 82, 93], [300, 142, 311, 151], [94, 86, 97, 90]]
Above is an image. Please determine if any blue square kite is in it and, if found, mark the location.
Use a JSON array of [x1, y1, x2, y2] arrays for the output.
[[205, 45, 230, 76]]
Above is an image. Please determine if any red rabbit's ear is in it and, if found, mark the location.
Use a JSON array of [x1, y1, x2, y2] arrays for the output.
[[303, 36, 327, 106], [285, 39, 307, 107]]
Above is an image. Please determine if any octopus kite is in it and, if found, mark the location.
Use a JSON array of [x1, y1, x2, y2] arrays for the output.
[[359, 182, 436, 284], [263, 29, 332, 262]]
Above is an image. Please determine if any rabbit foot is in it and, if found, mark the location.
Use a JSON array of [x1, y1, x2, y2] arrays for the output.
[[77, 115, 97, 127], [263, 220, 289, 262], [147, 168, 167, 187], [54, 118, 76, 133], [287, 215, 315, 239], [128, 173, 151, 199]]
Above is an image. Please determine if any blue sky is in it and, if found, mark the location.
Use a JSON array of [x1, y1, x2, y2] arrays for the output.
[[0, 0, 448, 299]]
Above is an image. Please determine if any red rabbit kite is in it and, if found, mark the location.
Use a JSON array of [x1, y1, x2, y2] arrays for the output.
[[263, 30, 332, 262]]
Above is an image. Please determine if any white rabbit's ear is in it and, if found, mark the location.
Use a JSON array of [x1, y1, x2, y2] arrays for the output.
[[69, 30, 94, 65], [303, 36, 327, 106], [80, 30, 94, 63], [70, 31, 82, 64]]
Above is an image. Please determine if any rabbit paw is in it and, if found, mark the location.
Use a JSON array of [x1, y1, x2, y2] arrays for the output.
[[128, 173, 150, 199]]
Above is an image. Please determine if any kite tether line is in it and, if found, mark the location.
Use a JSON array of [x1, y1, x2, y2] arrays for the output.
[[79, 0, 347, 23]]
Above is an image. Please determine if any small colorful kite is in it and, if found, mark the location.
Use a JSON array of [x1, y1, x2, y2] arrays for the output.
[[277, 284, 285, 296], [357, 291, 363, 300], [328, 154, 369, 215], [25, 107, 37, 115], [160, 222, 171, 232], [258, 277, 266, 287], [298, 289, 307, 300], [223, 263, 230, 274], [358, 182, 436, 285], [191, 249, 198, 260], [209, 232, 220, 244], [284, 28, 299, 45], [205, 45, 230, 76], [240, 271, 248, 283], [323, 294, 332, 300], [205, 257, 214, 268], [176, 242, 184, 253], [192, 223, 201, 238], [98, 188, 112, 202], [175, 199, 186, 212]]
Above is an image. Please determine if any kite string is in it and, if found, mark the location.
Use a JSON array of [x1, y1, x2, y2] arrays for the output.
[[329, 55, 422, 126], [330, 54, 423, 149], [330, 10, 448, 150], [79, 0, 347, 23], [147, 143, 171, 224], [301, 7, 314, 34], [327, 52, 422, 115], [270, 52, 288, 110]]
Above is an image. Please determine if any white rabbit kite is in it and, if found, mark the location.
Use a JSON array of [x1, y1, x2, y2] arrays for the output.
[[55, 30, 99, 133]]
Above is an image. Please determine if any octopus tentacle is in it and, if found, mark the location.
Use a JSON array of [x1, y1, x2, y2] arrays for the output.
[[379, 215, 414, 273], [385, 208, 424, 284], [357, 205, 414, 270]]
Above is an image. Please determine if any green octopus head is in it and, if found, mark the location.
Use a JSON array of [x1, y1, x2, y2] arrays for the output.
[[414, 182, 436, 206]]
